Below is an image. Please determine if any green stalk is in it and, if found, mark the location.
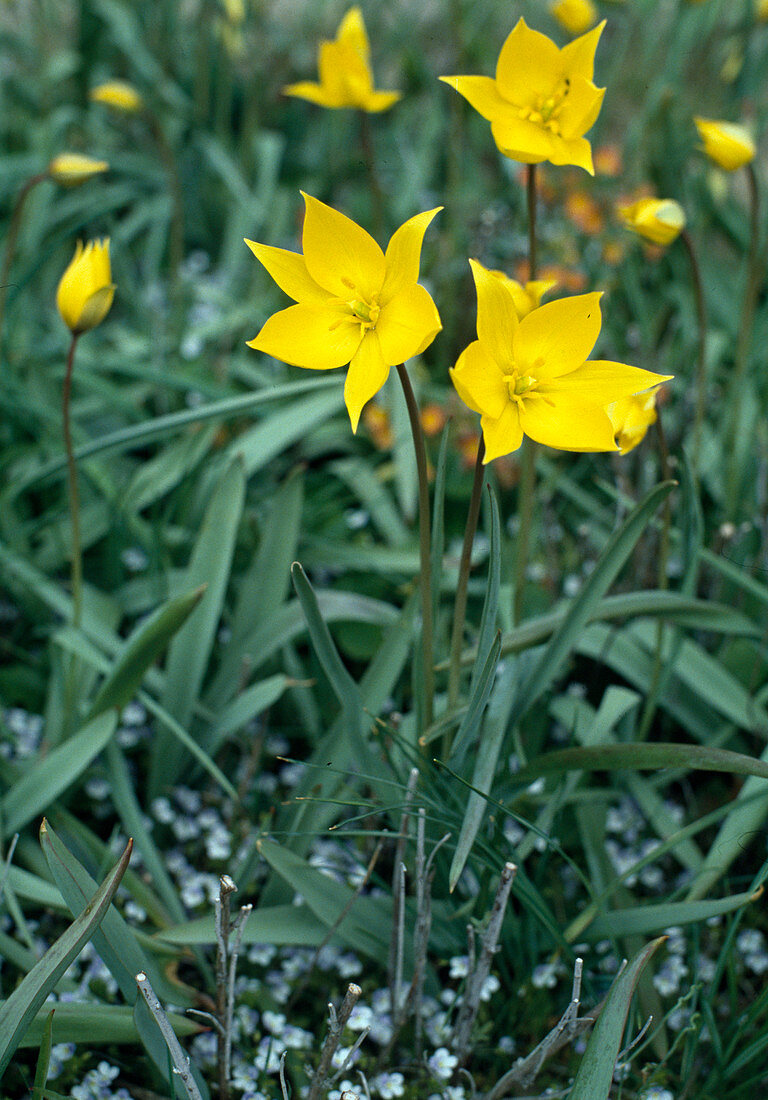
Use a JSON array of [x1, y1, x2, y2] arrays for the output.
[[447, 437, 485, 710], [62, 334, 82, 627], [513, 164, 539, 626], [725, 161, 761, 510], [359, 110, 385, 241], [679, 229, 708, 468], [396, 363, 434, 729], [0, 172, 47, 364]]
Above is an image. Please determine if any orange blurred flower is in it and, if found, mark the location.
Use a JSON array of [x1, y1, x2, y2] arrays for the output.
[[565, 189, 604, 234], [594, 144, 623, 177], [420, 403, 447, 437], [362, 403, 394, 449]]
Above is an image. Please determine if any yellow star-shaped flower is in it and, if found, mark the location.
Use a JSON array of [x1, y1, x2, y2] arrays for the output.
[[450, 260, 672, 461], [283, 7, 401, 113], [440, 18, 606, 173], [246, 194, 442, 432]]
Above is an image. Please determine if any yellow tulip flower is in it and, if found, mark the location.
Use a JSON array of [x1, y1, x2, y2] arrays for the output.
[[47, 153, 109, 187], [607, 388, 660, 455], [618, 197, 686, 246], [757, 0, 768, 21], [488, 271, 557, 319], [246, 193, 441, 432], [551, 0, 598, 36], [694, 117, 755, 171], [56, 239, 115, 335], [450, 260, 671, 461], [440, 18, 605, 173], [283, 7, 402, 112], [89, 81, 144, 113]]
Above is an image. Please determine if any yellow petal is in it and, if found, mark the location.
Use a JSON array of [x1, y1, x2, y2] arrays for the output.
[[89, 80, 144, 112], [376, 284, 442, 364], [380, 207, 442, 303], [337, 7, 370, 60], [552, 0, 598, 37], [47, 153, 109, 187], [245, 240, 330, 304], [363, 90, 403, 112], [76, 286, 115, 332], [618, 198, 686, 246], [247, 303, 361, 369], [694, 117, 755, 170], [56, 239, 115, 334], [513, 292, 602, 379], [317, 41, 356, 106], [557, 75, 605, 140], [438, 75, 517, 124], [548, 134, 595, 173], [519, 395, 618, 451], [559, 21, 605, 83], [490, 117, 556, 163], [608, 389, 659, 454], [539, 360, 673, 401], [344, 332, 390, 432], [469, 259, 518, 369], [496, 19, 561, 104], [301, 192, 385, 300], [480, 403, 524, 462], [450, 340, 508, 420], [283, 79, 338, 107]]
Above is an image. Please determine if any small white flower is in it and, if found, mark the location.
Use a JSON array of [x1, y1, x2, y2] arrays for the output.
[[427, 1046, 458, 1080], [373, 1071, 405, 1098]]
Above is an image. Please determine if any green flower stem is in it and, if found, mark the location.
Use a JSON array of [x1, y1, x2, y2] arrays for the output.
[[359, 110, 385, 241], [396, 363, 434, 729], [725, 161, 762, 509], [447, 436, 486, 710], [679, 229, 708, 467], [63, 334, 83, 628], [513, 164, 539, 626], [0, 171, 47, 363]]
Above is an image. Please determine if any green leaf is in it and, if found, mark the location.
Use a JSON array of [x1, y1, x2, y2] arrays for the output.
[[568, 937, 666, 1100], [448, 633, 501, 772], [18, 1002, 199, 1048], [31, 1009, 54, 1100], [584, 886, 761, 939], [508, 481, 674, 724], [87, 586, 205, 721], [225, 388, 345, 477], [0, 830, 131, 1076], [512, 742, 768, 786], [156, 903, 327, 946], [152, 457, 246, 793], [205, 674, 289, 757], [1, 712, 116, 835]]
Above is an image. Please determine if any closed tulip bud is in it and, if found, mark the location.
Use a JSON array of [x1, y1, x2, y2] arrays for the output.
[[694, 117, 755, 171], [89, 81, 144, 113], [56, 239, 115, 335], [618, 197, 686, 246], [47, 153, 109, 187], [551, 0, 598, 36]]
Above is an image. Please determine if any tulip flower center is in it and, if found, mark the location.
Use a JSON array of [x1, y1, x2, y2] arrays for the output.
[[519, 78, 570, 134], [350, 298, 380, 328], [504, 370, 538, 403]]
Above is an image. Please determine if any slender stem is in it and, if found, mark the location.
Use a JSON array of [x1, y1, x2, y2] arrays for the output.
[[359, 110, 385, 241], [0, 172, 47, 364], [725, 161, 762, 509], [679, 229, 708, 467], [526, 164, 538, 281], [513, 166, 539, 626], [396, 363, 434, 729], [62, 334, 82, 627], [447, 437, 485, 709]]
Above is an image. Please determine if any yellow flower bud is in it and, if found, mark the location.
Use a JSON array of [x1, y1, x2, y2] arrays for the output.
[[89, 81, 144, 113], [694, 117, 755, 171], [551, 0, 598, 35], [47, 153, 109, 187], [607, 389, 659, 455], [757, 0, 768, 21], [56, 240, 115, 335], [618, 197, 686, 246]]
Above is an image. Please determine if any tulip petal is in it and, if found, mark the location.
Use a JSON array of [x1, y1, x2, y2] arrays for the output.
[[301, 192, 386, 300], [380, 208, 442, 302], [480, 403, 524, 462], [344, 332, 390, 432], [283, 80, 339, 107], [490, 117, 555, 163], [247, 303, 361, 370], [513, 292, 603, 379], [558, 75, 605, 140], [376, 284, 442, 364], [245, 240, 331, 304], [450, 340, 508, 420], [519, 395, 618, 451], [317, 42, 355, 105], [438, 75, 519, 124], [546, 133, 595, 173], [560, 21, 605, 82], [364, 90, 403, 112], [469, 260, 518, 370], [496, 19, 561, 103], [77, 286, 115, 333], [337, 7, 370, 60], [542, 360, 673, 401]]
